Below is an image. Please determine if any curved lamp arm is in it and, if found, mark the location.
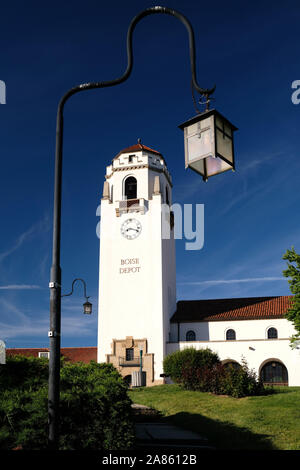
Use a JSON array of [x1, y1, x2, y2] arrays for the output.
[[51, 5, 215, 268], [57, 6, 215, 111], [61, 278, 90, 301]]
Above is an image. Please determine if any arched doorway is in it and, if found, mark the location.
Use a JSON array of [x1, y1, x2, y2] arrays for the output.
[[123, 374, 132, 387], [260, 360, 288, 386]]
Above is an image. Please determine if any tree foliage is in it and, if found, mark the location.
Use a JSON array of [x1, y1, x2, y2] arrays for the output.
[[282, 246, 300, 345]]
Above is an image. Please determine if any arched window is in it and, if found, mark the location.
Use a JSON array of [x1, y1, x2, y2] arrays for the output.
[[260, 361, 288, 385], [223, 361, 241, 370], [226, 329, 236, 340], [186, 330, 196, 341], [267, 327, 278, 339], [124, 176, 137, 200]]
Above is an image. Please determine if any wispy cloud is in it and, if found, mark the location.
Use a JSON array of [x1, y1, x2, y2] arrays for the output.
[[219, 151, 297, 216], [0, 297, 96, 343], [178, 276, 285, 286], [0, 284, 42, 290], [239, 150, 285, 173], [0, 322, 48, 341], [0, 315, 96, 341], [0, 215, 50, 264], [0, 298, 32, 325]]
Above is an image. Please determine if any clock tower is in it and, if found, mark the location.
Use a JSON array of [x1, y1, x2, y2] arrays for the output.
[[97, 141, 176, 386]]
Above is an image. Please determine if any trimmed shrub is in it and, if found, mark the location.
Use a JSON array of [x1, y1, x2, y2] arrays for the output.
[[163, 347, 220, 383], [181, 359, 265, 398], [0, 357, 135, 450], [219, 360, 265, 398]]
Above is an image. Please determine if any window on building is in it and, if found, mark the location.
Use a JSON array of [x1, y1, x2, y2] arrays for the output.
[[186, 330, 196, 341], [226, 329, 236, 340], [128, 155, 134, 163], [267, 327, 278, 339], [38, 351, 49, 359], [125, 348, 134, 361], [260, 361, 288, 385], [124, 176, 137, 200]]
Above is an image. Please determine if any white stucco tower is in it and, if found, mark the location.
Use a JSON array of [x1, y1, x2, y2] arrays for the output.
[[97, 141, 176, 386]]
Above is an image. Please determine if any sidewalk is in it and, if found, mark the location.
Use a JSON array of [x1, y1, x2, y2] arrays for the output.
[[132, 404, 215, 450]]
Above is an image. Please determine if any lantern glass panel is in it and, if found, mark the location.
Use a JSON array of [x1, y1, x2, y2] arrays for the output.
[[216, 128, 233, 162], [189, 158, 205, 175], [216, 116, 232, 136], [185, 116, 214, 164], [186, 128, 212, 161], [205, 156, 232, 177], [186, 121, 199, 136]]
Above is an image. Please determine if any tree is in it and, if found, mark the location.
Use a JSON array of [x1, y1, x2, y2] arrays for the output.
[[282, 246, 300, 347]]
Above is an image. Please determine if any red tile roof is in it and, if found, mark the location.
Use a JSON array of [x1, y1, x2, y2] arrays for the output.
[[113, 143, 164, 163], [117, 143, 162, 156], [171, 296, 294, 323], [6, 347, 97, 363]]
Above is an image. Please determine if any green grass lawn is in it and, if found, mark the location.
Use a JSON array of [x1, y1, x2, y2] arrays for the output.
[[128, 385, 300, 450]]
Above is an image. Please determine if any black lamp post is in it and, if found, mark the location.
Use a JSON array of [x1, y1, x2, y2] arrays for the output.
[[48, 6, 235, 450]]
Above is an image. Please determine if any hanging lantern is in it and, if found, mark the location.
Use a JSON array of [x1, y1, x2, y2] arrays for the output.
[[179, 108, 237, 181], [83, 300, 92, 315]]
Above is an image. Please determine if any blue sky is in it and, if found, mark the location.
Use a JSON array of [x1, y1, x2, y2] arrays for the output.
[[0, 0, 299, 348]]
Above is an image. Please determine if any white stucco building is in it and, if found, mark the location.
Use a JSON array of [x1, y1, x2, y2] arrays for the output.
[[97, 142, 300, 387], [168, 296, 299, 386], [97, 141, 176, 386]]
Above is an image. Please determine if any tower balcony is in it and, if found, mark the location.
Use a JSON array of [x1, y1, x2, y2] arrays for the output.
[[115, 198, 146, 217]]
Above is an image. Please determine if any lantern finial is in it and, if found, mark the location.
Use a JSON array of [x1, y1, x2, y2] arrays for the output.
[[191, 80, 215, 114]]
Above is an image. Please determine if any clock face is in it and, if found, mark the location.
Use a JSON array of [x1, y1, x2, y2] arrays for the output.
[[121, 218, 142, 240]]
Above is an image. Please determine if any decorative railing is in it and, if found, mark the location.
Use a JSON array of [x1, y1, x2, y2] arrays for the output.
[[119, 356, 142, 367], [116, 198, 145, 216]]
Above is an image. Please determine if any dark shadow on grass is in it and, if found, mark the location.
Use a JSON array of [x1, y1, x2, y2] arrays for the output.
[[266, 386, 299, 395], [132, 406, 276, 450], [162, 412, 276, 450]]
